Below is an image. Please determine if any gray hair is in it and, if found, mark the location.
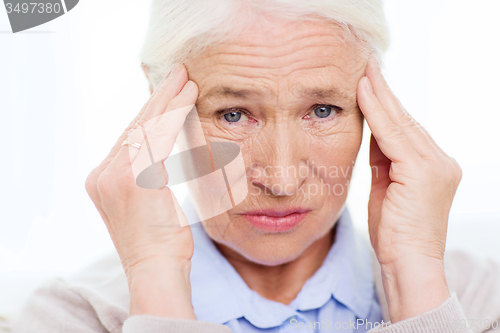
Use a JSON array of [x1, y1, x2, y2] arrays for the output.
[[140, 0, 390, 86]]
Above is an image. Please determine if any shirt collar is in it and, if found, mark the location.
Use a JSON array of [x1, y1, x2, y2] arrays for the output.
[[290, 207, 375, 319], [183, 197, 375, 328]]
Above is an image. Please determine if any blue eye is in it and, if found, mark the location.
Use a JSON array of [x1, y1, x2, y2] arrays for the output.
[[314, 106, 332, 118], [224, 112, 242, 122], [222, 111, 250, 123]]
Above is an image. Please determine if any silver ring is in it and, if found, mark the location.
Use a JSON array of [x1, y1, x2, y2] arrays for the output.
[[121, 140, 142, 149]]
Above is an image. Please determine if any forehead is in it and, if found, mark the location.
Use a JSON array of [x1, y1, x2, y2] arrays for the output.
[[186, 18, 368, 103]]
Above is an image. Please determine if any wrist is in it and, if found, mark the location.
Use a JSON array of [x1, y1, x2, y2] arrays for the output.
[[380, 253, 450, 323], [128, 259, 195, 319]]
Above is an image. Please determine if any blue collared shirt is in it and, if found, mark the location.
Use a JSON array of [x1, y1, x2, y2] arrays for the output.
[[182, 198, 383, 332]]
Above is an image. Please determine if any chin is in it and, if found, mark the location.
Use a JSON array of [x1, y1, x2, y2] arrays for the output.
[[210, 220, 328, 266], [239, 239, 308, 266]]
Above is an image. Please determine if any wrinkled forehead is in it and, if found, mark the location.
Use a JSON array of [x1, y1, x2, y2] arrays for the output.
[[186, 19, 368, 102]]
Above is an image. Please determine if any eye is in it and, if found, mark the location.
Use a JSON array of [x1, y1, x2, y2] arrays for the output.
[[314, 105, 332, 118], [305, 104, 342, 121], [220, 110, 250, 123]]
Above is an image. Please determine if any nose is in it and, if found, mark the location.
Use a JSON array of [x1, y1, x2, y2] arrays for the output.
[[249, 123, 308, 197]]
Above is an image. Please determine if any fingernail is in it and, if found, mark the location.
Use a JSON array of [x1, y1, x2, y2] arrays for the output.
[[161, 64, 182, 83], [184, 80, 196, 92], [363, 77, 373, 94], [170, 64, 182, 78], [158, 65, 179, 86]]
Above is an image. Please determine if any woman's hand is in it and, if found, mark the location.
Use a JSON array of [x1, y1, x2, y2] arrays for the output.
[[357, 59, 462, 323], [85, 65, 198, 319]]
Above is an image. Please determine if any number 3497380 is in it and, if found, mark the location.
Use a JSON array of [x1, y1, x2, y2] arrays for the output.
[[5, 2, 62, 14]]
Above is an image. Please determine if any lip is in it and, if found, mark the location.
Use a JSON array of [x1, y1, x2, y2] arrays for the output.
[[241, 208, 311, 232]]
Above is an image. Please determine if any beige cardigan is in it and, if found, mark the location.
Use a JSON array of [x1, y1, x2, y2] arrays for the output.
[[5, 245, 500, 333]]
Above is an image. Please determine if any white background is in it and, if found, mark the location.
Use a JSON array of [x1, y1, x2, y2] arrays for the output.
[[0, 0, 499, 317]]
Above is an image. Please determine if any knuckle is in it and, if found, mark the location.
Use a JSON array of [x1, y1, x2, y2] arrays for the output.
[[144, 130, 172, 153], [433, 158, 460, 184], [85, 168, 98, 190], [134, 118, 148, 130], [95, 170, 113, 197], [381, 121, 403, 140], [449, 157, 463, 183], [85, 169, 100, 198], [116, 169, 136, 188], [398, 112, 416, 128], [96, 168, 133, 197], [420, 159, 452, 185], [442, 166, 456, 184]]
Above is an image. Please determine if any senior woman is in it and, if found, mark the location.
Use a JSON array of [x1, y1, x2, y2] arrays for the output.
[[11, 0, 500, 332]]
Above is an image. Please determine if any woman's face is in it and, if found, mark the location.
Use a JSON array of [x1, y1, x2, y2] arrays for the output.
[[182, 19, 368, 265]]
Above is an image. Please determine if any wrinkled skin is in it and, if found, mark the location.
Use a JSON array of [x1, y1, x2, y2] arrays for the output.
[[183, 18, 367, 266]]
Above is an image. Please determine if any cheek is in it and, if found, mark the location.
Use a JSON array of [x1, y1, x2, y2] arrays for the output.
[[309, 114, 363, 186], [176, 111, 249, 222], [198, 117, 256, 175]]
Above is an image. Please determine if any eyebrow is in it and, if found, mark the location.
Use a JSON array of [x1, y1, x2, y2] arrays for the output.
[[198, 86, 265, 104], [197, 85, 347, 106], [301, 88, 340, 99]]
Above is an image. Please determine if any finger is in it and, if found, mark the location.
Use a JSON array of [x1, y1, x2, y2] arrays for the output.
[[130, 80, 199, 186], [365, 59, 410, 125], [89, 64, 184, 180], [133, 64, 189, 129], [365, 59, 445, 158], [111, 65, 191, 173], [357, 76, 421, 164], [370, 133, 391, 168], [368, 135, 391, 227], [126, 64, 189, 147]]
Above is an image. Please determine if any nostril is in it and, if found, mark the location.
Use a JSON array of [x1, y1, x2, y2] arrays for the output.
[[248, 161, 309, 197], [262, 178, 303, 197], [271, 184, 295, 196]]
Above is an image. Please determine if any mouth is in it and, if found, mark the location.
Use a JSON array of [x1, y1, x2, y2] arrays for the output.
[[240, 208, 311, 232]]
